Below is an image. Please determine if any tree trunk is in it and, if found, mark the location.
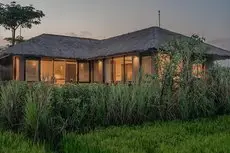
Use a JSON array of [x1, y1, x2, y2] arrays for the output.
[[12, 29, 16, 46]]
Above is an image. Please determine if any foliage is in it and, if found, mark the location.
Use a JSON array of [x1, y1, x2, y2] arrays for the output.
[[0, 35, 230, 152], [0, 81, 28, 130], [24, 83, 53, 143], [0, 130, 48, 153], [62, 115, 230, 153], [4, 35, 25, 45], [0, 1, 45, 46]]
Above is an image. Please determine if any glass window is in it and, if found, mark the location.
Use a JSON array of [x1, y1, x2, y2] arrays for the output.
[[66, 61, 77, 83], [41, 59, 53, 83], [132, 56, 139, 80], [94, 60, 103, 82], [105, 59, 112, 83], [26, 60, 39, 81], [142, 56, 152, 75], [113, 57, 124, 82], [192, 64, 205, 78], [125, 56, 133, 81], [79, 62, 89, 82], [54, 60, 65, 84]]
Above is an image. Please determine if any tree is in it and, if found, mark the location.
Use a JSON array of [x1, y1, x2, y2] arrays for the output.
[[4, 35, 25, 45], [0, 1, 45, 46]]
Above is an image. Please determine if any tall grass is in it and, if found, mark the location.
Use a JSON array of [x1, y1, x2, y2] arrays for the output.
[[0, 81, 28, 130], [24, 83, 53, 142]]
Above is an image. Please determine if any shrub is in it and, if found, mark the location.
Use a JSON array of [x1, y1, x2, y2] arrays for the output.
[[24, 83, 53, 142], [0, 81, 28, 130]]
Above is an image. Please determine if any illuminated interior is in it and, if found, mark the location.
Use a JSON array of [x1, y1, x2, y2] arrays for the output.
[[79, 62, 89, 82], [94, 60, 103, 82], [132, 56, 140, 80], [66, 61, 77, 83], [105, 59, 112, 83], [41, 59, 53, 83], [142, 56, 152, 75], [26, 60, 39, 81], [113, 57, 124, 82], [125, 56, 133, 81], [21, 54, 156, 84], [192, 64, 205, 78], [53, 60, 65, 84]]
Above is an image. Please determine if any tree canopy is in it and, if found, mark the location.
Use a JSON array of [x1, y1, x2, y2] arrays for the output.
[[0, 1, 45, 46]]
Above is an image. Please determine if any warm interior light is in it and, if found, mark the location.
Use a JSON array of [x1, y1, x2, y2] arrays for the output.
[[80, 63, 84, 69], [32, 61, 37, 67]]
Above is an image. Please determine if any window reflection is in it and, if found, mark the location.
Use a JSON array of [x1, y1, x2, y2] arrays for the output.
[[26, 60, 39, 81], [79, 62, 89, 82]]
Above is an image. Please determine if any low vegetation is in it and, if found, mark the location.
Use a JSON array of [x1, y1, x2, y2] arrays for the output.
[[0, 130, 48, 153], [62, 115, 230, 153]]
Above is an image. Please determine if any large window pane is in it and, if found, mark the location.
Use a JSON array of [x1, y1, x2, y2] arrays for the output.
[[142, 56, 152, 75], [41, 59, 53, 83], [192, 64, 205, 78], [94, 60, 103, 82], [79, 62, 89, 82], [26, 60, 39, 81], [66, 61, 77, 83], [113, 57, 124, 82], [132, 56, 139, 81], [125, 56, 133, 81], [105, 59, 112, 83], [54, 60, 65, 84]]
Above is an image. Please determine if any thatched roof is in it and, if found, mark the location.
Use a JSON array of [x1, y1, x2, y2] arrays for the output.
[[5, 27, 230, 59]]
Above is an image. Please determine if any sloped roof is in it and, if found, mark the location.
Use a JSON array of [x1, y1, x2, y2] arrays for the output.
[[5, 27, 230, 59], [6, 34, 100, 59]]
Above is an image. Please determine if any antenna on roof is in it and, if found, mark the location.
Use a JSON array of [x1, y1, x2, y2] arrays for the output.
[[158, 10, 161, 27]]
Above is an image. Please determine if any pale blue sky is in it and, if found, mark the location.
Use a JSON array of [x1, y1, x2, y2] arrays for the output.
[[0, 0, 230, 48]]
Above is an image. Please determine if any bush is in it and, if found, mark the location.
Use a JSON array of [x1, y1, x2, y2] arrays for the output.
[[61, 115, 230, 153], [0, 81, 28, 130], [0, 130, 48, 153], [24, 83, 53, 142]]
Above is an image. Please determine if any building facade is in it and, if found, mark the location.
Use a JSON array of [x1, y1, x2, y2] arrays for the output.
[[1, 27, 230, 83]]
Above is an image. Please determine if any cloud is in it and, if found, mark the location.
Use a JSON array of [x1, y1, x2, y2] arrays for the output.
[[65, 31, 92, 38]]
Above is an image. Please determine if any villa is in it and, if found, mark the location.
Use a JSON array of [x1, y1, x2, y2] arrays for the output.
[[1, 26, 230, 84]]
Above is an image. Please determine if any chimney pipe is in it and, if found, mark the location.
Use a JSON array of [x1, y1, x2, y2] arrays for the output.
[[158, 10, 161, 27]]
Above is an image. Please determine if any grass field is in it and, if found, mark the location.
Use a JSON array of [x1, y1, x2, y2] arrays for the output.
[[62, 115, 230, 153], [0, 130, 48, 153]]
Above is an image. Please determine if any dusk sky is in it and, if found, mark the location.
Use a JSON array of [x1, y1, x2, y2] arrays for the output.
[[0, 0, 230, 49]]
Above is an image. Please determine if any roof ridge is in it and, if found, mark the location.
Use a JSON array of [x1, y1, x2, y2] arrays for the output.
[[102, 26, 161, 40], [41, 33, 100, 41]]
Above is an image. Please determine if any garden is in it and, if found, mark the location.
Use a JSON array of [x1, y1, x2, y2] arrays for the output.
[[1, 36, 230, 153]]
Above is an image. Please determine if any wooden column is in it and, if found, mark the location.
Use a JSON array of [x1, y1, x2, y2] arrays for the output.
[[102, 59, 105, 83], [111, 57, 114, 83], [89, 61, 91, 83], [77, 61, 79, 83], [38, 59, 41, 81]]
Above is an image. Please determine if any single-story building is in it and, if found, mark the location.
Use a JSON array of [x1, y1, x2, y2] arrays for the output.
[[1, 26, 230, 84]]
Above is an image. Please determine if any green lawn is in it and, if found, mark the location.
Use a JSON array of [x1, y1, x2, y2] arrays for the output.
[[0, 131, 48, 153], [62, 116, 230, 153]]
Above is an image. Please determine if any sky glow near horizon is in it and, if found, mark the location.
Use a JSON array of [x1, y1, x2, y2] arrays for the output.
[[0, 0, 229, 50]]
